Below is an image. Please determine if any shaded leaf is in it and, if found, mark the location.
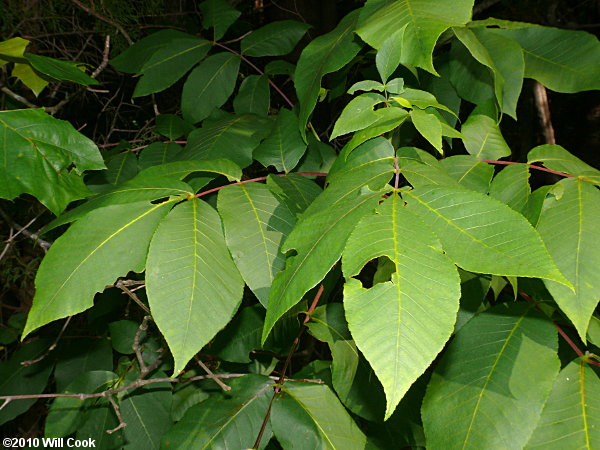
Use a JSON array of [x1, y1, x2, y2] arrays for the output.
[[218, 182, 296, 306], [422, 303, 559, 449], [233, 74, 270, 116], [266, 173, 322, 217], [138, 142, 182, 170], [54, 338, 113, 392], [199, 0, 241, 40], [528, 144, 600, 183], [26, 53, 98, 85], [135, 159, 242, 182], [347, 79, 385, 94], [241, 20, 311, 57], [155, 115, 194, 140], [146, 198, 244, 374]]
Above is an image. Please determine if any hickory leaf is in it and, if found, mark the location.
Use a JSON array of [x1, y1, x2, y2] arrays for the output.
[[146, 198, 244, 375]]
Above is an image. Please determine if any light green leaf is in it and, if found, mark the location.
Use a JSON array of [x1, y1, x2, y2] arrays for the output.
[[12, 62, 48, 96], [155, 114, 194, 140], [295, 10, 363, 139], [461, 112, 511, 160], [403, 185, 571, 286], [489, 163, 531, 211], [138, 142, 182, 170], [233, 74, 270, 116], [262, 140, 395, 343], [254, 109, 307, 172], [23, 201, 173, 337], [0, 36, 29, 62], [272, 382, 367, 449], [241, 20, 311, 57], [25, 53, 98, 85], [385, 77, 405, 94], [121, 379, 172, 450], [588, 315, 600, 347], [342, 107, 409, 157], [135, 158, 242, 182], [536, 178, 600, 340], [397, 146, 460, 188], [132, 36, 210, 97], [161, 375, 273, 448], [181, 52, 241, 124], [0, 108, 104, 214], [199, 0, 241, 40], [376, 26, 407, 83], [527, 358, 600, 448], [422, 303, 559, 449], [393, 88, 456, 115], [492, 26, 600, 93], [0, 339, 54, 426], [453, 27, 524, 118], [266, 173, 322, 217], [331, 92, 386, 139], [347, 79, 386, 94], [45, 371, 117, 438], [356, 0, 474, 74], [440, 155, 494, 193], [177, 114, 268, 168], [307, 303, 386, 421], [343, 195, 460, 419], [146, 198, 244, 374], [218, 182, 296, 306], [410, 108, 443, 153], [528, 144, 600, 183]]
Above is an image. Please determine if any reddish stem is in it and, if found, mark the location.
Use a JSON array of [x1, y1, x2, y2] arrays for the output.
[[213, 41, 295, 109], [481, 159, 573, 178]]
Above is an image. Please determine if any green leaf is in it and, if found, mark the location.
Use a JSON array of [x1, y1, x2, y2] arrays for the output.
[[23, 201, 173, 337], [526, 358, 600, 449], [108, 320, 139, 354], [0, 339, 54, 426], [356, 0, 474, 74], [155, 114, 194, 140], [0, 36, 29, 62], [13, 62, 48, 96], [254, 109, 307, 172], [422, 303, 559, 449], [453, 27, 524, 118], [44, 177, 192, 232], [308, 303, 387, 421], [343, 195, 460, 419], [448, 38, 495, 107], [528, 144, 600, 183], [131, 36, 211, 97], [266, 173, 322, 217], [331, 92, 386, 139], [101, 150, 139, 185], [162, 375, 273, 448], [53, 338, 113, 392], [440, 155, 495, 193], [410, 108, 443, 153], [489, 163, 531, 212], [138, 142, 182, 170], [233, 74, 270, 116], [492, 26, 600, 93], [347, 79, 386, 94], [218, 182, 296, 306], [536, 178, 600, 340], [0, 108, 104, 214], [181, 52, 241, 124], [121, 380, 172, 450], [461, 111, 511, 160], [272, 382, 367, 449], [295, 10, 363, 139], [45, 371, 117, 438], [146, 198, 244, 374], [588, 315, 600, 347], [25, 53, 98, 85], [199, 0, 241, 40], [403, 185, 571, 286], [77, 397, 125, 448], [177, 115, 268, 168], [522, 185, 553, 227], [262, 139, 395, 343], [209, 305, 264, 363], [376, 26, 407, 83], [135, 159, 242, 182], [241, 20, 311, 57]]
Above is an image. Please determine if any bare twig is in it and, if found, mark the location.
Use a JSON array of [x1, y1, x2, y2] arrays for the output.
[[533, 81, 556, 145], [115, 280, 151, 314], [91, 35, 111, 79], [106, 395, 127, 433], [0, 207, 51, 252], [20, 317, 72, 366], [195, 357, 231, 391], [134, 316, 152, 374], [0, 83, 39, 108], [70, 0, 133, 45]]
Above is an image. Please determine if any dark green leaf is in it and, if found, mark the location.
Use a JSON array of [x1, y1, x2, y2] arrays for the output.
[[26, 53, 98, 85], [233, 74, 270, 116], [155, 115, 194, 140], [241, 20, 311, 57], [199, 0, 241, 40]]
